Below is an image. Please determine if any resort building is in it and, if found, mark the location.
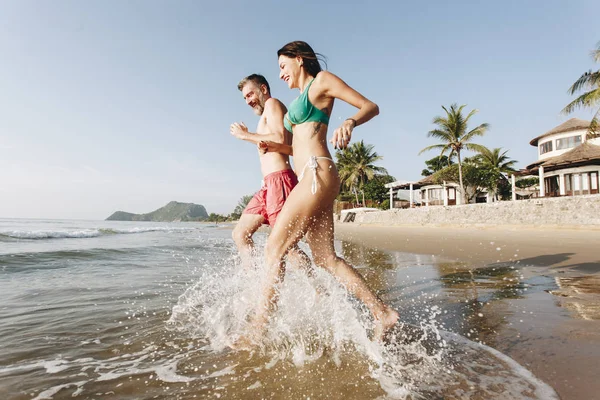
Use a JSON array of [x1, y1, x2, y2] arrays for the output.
[[515, 118, 600, 198], [385, 176, 461, 209]]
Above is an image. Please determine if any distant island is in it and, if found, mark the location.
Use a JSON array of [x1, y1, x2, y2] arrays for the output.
[[106, 201, 209, 222]]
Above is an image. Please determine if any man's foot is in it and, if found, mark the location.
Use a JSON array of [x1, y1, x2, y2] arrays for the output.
[[373, 307, 400, 342]]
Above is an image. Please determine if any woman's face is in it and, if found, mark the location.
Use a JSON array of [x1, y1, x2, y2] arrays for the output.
[[278, 55, 302, 89]]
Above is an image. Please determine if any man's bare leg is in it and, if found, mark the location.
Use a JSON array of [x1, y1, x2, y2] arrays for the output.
[[232, 213, 265, 269]]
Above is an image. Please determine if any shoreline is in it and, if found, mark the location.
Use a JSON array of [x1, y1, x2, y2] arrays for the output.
[[334, 222, 600, 400], [334, 223, 600, 276]]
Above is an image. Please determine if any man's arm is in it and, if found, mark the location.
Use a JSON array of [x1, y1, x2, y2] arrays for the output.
[[230, 99, 289, 145]]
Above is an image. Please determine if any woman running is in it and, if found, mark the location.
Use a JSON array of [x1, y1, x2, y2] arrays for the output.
[[237, 41, 399, 348]]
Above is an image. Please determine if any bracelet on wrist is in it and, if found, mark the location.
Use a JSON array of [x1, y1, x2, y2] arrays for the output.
[[345, 118, 357, 128]]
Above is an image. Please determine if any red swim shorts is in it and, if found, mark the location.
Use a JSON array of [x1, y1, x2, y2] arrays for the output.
[[243, 169, 298, 226]]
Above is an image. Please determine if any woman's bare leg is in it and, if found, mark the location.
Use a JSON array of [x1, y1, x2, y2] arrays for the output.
[[285, 244, 314, 276], [305, 205, 399, 340], [234, 162, 398, 348]]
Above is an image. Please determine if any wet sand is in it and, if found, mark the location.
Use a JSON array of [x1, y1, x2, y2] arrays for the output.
[[335, 223, 600, 400]]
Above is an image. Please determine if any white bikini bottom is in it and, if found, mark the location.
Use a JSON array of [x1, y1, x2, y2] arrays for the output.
[[298, 155, 335, 195]]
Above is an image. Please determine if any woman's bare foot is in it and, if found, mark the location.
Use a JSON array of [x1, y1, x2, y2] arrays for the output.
[[230, 334, 257, 351], [373, 307, 400, 342], [229, 323, 265, 351]]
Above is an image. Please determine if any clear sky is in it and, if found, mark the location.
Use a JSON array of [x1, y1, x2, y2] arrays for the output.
[[1, 0, 598, 220]]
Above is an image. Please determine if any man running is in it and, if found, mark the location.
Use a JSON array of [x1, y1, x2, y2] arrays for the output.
[[230, 74, 310, 270]]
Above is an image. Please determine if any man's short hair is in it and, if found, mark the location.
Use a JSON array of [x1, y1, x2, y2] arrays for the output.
[[237, 74, 270, 95]]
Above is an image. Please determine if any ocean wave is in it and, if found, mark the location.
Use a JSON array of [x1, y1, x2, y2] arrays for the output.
[[0, 226, 198, 240], [101, 227, 198, 235], [0, 229, 103, 240], [0, 241, 228, 271], [0, 248, 135, 267]]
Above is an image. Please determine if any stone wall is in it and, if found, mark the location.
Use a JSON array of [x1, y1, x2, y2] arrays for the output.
[[347, 194, 600, 228]]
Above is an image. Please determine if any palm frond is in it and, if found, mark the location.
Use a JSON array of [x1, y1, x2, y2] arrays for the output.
[[427, 128, 454, 141], [431, 116, 447, 125], [591, 41, 600, 63], [588, 109, 600, 138], [473, 145, 492, 158], [372, 165, 388, 175], [563, 43, 600, 121], [499, 161, 518, 172], [463, 123, 490, 141], [465, 143, 489, 153], [451, 104, 466, 116], [463, 108, 479, 124], [562, 88, 600, 114], [419, 143, 449, 155], [567, 70, 600, 95]]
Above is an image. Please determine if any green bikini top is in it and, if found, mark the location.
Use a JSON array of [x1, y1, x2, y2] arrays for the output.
[[284, 77, 330, 132]]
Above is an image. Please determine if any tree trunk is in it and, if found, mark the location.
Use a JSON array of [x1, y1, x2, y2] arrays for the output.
[[360, 176, 364, 206], [457, 151, 466, 204]]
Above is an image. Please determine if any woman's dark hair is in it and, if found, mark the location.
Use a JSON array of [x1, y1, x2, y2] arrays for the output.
[[277, 41, 327, 77]]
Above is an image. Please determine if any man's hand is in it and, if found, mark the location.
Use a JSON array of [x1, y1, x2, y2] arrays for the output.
[[230, 122, 249, 140]]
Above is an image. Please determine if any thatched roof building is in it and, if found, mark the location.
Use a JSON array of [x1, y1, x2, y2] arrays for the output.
[[529, 118, 591, 146]]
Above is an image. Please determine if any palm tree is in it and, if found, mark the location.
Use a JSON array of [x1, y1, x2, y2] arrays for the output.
[[336, 141, 388, 206], [421, 155, 454, 177], [475, 147, 518, 200], [562, 41, 600, 137], [419, 104, 490, 202], [477, 147, 517, 173]]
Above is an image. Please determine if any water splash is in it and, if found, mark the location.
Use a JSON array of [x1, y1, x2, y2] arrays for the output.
[[168, 251, 450, 398]]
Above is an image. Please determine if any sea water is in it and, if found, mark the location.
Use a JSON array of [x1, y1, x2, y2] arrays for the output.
[[0, 218, 558, 399]]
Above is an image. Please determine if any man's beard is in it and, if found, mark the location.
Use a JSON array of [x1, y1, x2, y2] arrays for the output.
[[253, 91, 266, 115]]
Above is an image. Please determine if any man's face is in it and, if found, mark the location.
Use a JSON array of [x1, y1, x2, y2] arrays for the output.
[[242, 82, 267, 116]]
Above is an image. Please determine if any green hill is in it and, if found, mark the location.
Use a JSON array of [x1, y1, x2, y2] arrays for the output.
[[106, 201, 209, 222]]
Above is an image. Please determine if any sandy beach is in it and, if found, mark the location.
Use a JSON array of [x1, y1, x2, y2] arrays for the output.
[[335, 223, 600, 400]]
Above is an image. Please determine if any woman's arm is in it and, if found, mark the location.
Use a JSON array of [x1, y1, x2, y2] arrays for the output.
[[319, 71, 379, 149], [258, 140, 293, 156]]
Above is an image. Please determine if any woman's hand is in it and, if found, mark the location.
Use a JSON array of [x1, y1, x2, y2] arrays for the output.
[[258, 140, 293, 156], [330, 118, 356, 149], [257, 140, 271, 154]]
